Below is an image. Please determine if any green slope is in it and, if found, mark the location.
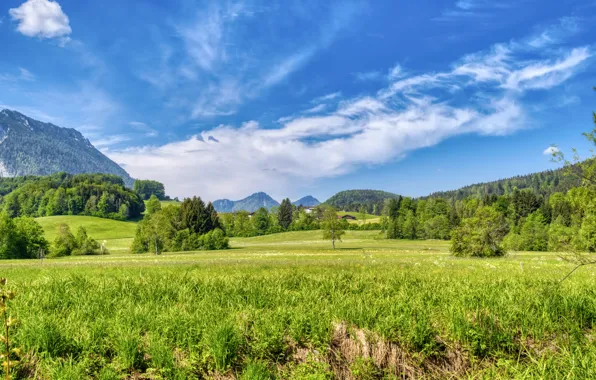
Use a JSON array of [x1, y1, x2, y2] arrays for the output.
[[36, 215, 138, 253]]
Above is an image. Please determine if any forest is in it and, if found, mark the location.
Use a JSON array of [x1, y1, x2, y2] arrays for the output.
[[0, 172, 145, 220]]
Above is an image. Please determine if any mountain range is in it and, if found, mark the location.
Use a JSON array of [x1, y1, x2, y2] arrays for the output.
[[213, 193, 321, 213], [0, 109, 133, 187]]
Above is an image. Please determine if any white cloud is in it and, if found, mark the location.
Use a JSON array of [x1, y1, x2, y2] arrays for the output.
[[109, 20, 592, 200], [9, 0, 71, 39], [543, 146, 560, 155]]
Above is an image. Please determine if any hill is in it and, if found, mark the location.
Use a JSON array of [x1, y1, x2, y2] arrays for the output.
[[0, 172, 145, 220], [325, 189, 401, 214], [36, 215, 137, 253], [213, 192, 280, 213], [425, 166, 580, 201], [292, 195, 320, 207], [0, 109, 133, 187]]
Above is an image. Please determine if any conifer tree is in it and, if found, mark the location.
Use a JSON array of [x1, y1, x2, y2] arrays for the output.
[[278, 198, 293, 230]]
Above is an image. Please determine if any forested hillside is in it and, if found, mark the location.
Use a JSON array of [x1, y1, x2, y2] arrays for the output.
[[0, 172, 144, 220], [426, 166, 580, 201], [324, 190, 401, 215], [0, 109, 134, 186]]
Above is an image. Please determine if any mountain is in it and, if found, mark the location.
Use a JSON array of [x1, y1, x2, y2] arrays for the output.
[[293, 195, 320, 207], [0, 109, 133, 187], [325, 189, 401, 214], [212, 199, 236, 213], [213, 192, 280, 213]]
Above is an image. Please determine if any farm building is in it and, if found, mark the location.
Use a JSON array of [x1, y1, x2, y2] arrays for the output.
[[339, 214, 357, 220]]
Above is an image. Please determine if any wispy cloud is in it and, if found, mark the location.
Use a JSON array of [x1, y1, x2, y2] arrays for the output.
[[303, 104, 327, 114], [434, 0, 526, 23], [110, 25, 592, 200], [129, 121, 158, 137], [138, 1, 362, 120], [353, 71, 383, 82], [0, 67, 36, 82], [311, 92, 342, 104]]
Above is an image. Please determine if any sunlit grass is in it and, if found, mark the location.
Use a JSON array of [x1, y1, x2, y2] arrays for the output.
[[2, 228, 595, 378]]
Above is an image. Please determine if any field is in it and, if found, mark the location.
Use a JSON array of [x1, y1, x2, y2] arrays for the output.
[[337, 211, 382, 224], [35, 216, 138, 253], [1, 229, 595, 379]]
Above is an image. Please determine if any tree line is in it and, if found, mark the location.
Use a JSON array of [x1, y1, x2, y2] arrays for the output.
[[0, 172, 145, 221]]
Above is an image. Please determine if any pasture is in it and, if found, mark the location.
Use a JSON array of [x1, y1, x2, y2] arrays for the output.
[[1, 230, 595, 379], [35, 216, 138, 253]]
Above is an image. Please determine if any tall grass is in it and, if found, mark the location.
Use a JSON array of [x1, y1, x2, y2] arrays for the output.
[[1, 235, 595, 378]]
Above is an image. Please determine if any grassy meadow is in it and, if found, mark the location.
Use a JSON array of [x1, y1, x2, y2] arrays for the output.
[[1, 227, 596, 378], [35, 216, 138, 253]]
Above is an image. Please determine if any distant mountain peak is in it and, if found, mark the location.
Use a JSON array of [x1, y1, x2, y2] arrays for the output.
[[293, 195, 320, 207], [0, 109, 133, 186], [213, 192, 280, 213]]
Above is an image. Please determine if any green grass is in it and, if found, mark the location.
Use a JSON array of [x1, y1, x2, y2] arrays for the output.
[[36, 216, 138, 253], [337, 211, 382, 224], [1, 230, 595, 378]]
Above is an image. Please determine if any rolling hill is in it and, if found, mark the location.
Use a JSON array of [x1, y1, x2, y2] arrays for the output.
[[36, 215, 138, 253], [0, 109, 133, 187]]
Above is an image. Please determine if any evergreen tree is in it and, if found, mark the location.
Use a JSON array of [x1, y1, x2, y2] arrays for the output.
[[278, 198, 293, 230], [206, 202, 221, 231]]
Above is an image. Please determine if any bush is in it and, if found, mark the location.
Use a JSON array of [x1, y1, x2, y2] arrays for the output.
[[198, 229, 229, 250]]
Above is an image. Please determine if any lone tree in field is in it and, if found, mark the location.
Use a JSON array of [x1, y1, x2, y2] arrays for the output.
[[322, 207, 345, 249], [278, 198, 293, 230]]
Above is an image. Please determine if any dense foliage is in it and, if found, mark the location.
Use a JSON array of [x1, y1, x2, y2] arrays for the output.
[[324, 189, 400, 215], [381, 185, 596, 255], [0, 213, 48, 259], [0, 172, 145, 221], [131, 197, 228, 253], [0, 109, 133, 186], [51, 224, 105, 257], [134, 180, 166, 200]]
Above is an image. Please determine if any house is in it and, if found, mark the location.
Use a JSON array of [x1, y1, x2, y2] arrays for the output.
[[339, 214, 357, 220], [304, 207, 316, 214]]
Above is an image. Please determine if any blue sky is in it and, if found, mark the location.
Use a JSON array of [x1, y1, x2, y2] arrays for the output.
[[1, 0, 595, 201]]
